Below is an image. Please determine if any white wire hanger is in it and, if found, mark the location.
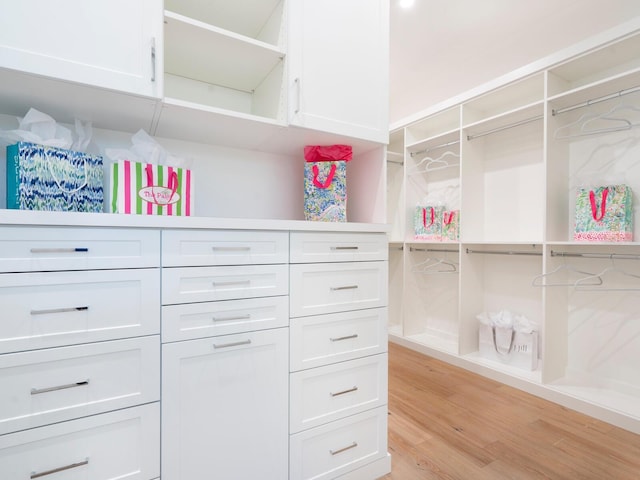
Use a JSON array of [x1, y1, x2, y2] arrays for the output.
[[554, 100, 640, 139], [411, 255, 458, 274], [531, 263, 603, 287], [574, 257, 640, 291], [410, 150, 460, 175]]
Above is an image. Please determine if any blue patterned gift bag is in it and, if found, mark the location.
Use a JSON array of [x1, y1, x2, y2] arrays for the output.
[[6, 141, 104, 212], [303, 145, 351, 222], [414, 205, 443, 240], [574, 184, 633, 242]]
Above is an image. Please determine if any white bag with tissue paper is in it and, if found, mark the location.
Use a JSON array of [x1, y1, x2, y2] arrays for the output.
[[477, 310, 539, 370]]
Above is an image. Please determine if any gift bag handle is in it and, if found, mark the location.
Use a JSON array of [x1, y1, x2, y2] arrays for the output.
[[312, 163, 337, 189], [443, 211, 455, 225], [491, 326, 516, 356], [46, 150, 88, 194], [145, 164, 179, 205], [589, 188, 609, 221], [422, 207, 435, 227]]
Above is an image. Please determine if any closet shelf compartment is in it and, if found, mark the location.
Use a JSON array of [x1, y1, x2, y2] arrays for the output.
[[462, 101, 544, 138], [164, 11, 285, 95], [406, 129, 460, 157], [405, 107, 460, 146], [164, 0, 284, 46]]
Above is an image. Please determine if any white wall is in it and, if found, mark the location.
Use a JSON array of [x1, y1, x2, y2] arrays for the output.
[[390, 0, 640, 126]]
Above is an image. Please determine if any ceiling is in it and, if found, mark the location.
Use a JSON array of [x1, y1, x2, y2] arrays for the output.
[[389, 0, 640, 126]]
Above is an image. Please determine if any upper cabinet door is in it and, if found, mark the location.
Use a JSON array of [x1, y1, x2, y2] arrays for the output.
[[288, 0, 389, 144], [0, 0, 162, 99]]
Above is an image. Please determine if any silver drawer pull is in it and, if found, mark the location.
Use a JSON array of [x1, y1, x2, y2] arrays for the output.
[[30, 306, 89, 315], [329, 442, 358, 456], [31, 458, 89, 479], [330, 386, 358, 397], [213, 339, 252, 349], [212, 314, 251, 322], [30, 247, 89, 253], [31, 380, 90, 395], [330, 285, 358, 291], [212, 246, 251, 251], [330, 334, 358, 342], [212, 280, 251, 287], [330, 246, 359, 250]]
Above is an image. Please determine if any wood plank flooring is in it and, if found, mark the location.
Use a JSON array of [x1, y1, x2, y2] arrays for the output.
[[382, 342, 640, 479]]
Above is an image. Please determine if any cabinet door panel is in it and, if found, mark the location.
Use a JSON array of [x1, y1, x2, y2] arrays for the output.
[[0, 0, 162, 98], [288, 0, 389, 143], [0, 336, 159, 435], [0, 404, 160, 480], [162, 328, 289, 480], [0, 269, 160, 353]]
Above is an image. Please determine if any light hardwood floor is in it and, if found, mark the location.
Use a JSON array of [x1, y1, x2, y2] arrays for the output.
[[382, 342, 640, 480]]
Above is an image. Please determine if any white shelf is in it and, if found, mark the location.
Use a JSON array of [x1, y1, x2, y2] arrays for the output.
[[164, 11, 284, 94]]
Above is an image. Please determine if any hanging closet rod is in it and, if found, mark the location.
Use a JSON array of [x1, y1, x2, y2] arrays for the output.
[[466, 248, 542, 256], [387, 158, 404, 165], [410, 139, 460, 157], [550, 250, 640, 260], [389, 245, 404, 251], [466, 115, 543, 141], [410, 247, 459, 253], [552, 84, 640, 116]]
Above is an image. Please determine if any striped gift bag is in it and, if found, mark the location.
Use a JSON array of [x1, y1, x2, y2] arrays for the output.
[[110, 160, 193, 216]]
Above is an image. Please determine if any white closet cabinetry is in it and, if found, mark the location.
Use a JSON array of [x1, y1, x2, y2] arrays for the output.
[[288, 0, 389, 144], [0, 0, 162, 99], [161, 229, 289, 480], [388, 23, 640, 434], [289, 232, 390, 480]]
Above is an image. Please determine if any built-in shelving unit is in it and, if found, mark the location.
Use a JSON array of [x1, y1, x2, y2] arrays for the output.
[[388, 19, 640, 434]]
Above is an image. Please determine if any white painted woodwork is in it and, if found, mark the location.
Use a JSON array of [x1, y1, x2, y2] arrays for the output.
[[290, 232, 388, 264]]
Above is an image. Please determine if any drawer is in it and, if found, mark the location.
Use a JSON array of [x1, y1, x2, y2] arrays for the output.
[[290, 308, 387, 371], [290, 232, 387, 263], [162, 264, 288, 305], [0, 269, 160, 354], [290, 354, 388, 434], [290, 406, 388, 480], [290, 262, 388, 317], [0, 336, 159, 435], [0, 403, 159, 480], [0, 226, 159, 272], [162, 295, 289, 342], [162, 229, 289, 266]]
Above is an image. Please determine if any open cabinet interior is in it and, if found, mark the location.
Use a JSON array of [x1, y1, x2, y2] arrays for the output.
[[388, 22, 640, 434]]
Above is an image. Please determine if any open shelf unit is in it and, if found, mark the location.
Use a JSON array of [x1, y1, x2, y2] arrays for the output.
[[388, 20, 640, 434]]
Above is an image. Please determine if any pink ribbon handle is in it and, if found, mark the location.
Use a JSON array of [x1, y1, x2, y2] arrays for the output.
[[589, 188, 609, 221], [312, 163, 337, 189], [422, 207, 435, 227], [145, 164, 179, 205], [443, 211, 455, 225]]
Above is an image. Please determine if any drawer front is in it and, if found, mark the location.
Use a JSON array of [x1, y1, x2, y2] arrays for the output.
[[290, 262, 388, 317], [162, 229, 289, 266], [290, 308, 388, 372], [290, 406, 388, 480], [0, 336, 159, 435], [0, 403, 160, 480], [290, 354, 388, 434], [0, 269, 160, 354], [0, 226, 160, 272], [162, 295, 289, 342], [162, 264, 289, 305], [290, 232, 387, 264]]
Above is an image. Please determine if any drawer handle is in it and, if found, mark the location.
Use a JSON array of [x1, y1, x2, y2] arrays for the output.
[[212, 246, 251, 251], [330, 334, 358, 342], [329, 442, 358, 456], [30, 306, 89, 315], [331, 246, 359, 250], [212, 280, 251, 287], [31, 458, 89, 479], [31, 380, 90, 395], [212, 314, 251, 322], [330, 285, 358, 291], [213, 339, 252, 349], [30, 247, 89, 253], [330, 386, 358, 397]]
